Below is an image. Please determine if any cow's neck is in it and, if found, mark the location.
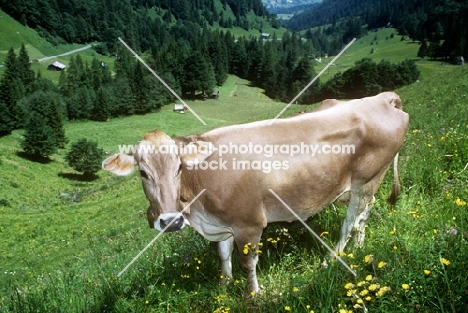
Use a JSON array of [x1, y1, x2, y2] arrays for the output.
[[179, 166, 203, 205]]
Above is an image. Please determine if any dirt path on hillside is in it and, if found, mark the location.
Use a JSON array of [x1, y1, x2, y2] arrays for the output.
[[37, 44, 93, 62], [0, 44, 93, 67]]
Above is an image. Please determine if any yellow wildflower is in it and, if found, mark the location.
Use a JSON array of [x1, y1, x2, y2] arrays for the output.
[[250, 291, 256, 297], [320, 231, 329, 237], [378, 261, 387, 268], [368, 283, 380, 291], [145, 300, 149, 304], [344, 282, 355, 290], [455, 198, 467, 206], [424, 270, 431, 275], [377, 286, 391, 296], [389, 228, 396, 235], [402, 284, 410, 290], [357, 281, 367, 287], [433, 229, 438, 234], [347, 253, 354, 259], [293, 287, 299, 292], [360, 289, 369, 296], [365, 274, 373, 281], [346, 289, 356, 297], [441, 258, 451, 266], [284, 306, 291, 311], [364, 254, 374, 263]]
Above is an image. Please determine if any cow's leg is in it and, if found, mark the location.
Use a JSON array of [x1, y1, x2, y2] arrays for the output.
[[351, 166, 392, 248], [234, 230, 263, 295], [335, 190, 363, 253], [353, 196, 375, 247], [217, 236, 234, 285], [337, 167, 389, 252]]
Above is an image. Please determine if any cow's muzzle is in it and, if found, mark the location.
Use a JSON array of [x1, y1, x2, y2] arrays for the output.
[[156, 213, 185, 232]]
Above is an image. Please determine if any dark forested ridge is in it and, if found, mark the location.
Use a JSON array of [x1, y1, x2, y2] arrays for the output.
[[285, 0, 468, 60], [0, 0, 279, 50]]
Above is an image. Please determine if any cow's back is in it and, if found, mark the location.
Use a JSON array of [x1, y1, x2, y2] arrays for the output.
[[181, 92, 408, 229]]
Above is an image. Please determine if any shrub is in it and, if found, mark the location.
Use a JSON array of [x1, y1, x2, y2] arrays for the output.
[[65, 138, 104, 177]]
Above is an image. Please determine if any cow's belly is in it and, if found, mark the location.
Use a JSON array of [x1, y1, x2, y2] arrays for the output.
[[185, 208, 234, 242], [263, 181, 352, 224]]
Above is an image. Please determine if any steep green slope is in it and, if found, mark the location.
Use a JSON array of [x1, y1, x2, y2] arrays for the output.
[[0, 8, 87, 63]]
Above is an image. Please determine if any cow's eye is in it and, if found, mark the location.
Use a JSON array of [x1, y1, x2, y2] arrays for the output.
[[140, 170, 149, 180]]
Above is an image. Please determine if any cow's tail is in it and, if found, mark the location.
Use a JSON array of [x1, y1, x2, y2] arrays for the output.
[[387, 152, 401, 205]]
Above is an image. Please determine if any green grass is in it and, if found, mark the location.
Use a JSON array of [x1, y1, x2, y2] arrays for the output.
[[314, 28, 424, 82], [1, 27, 468, 313]]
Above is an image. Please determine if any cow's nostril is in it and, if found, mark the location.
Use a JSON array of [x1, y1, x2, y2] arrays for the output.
[[159, 215, 184, 232]]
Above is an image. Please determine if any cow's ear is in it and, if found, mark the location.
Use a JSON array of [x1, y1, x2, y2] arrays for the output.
[[180, 141, 215, 166], [102, 154, 136, 176]]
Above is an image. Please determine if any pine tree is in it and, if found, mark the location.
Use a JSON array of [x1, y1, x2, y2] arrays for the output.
[[0, 101, 15, 136], [131, 62, 151, 114], [89, 58, 103, 92], [417, 39, 429, 59], [112, 76, 134, 116], [20, 91, 68, 148], [17, 43, 35, 94], [67, 86, 94, 120], [208, 31, 229, 86], [182, 51, 216, 96], [258, 42, 278, 96], [115, 48, 134, 79], [21, 111, 57, 158], [290, 57, 316, 103], [0, 48, 23, 132], [91, 87, 110, 121], [46, 96, 68, 148]]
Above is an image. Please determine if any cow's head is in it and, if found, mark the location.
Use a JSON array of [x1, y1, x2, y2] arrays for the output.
[[102, 130, 214, 232]]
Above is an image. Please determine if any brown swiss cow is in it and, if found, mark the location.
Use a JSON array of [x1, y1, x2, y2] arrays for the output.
[[102, 92, 409, 293]]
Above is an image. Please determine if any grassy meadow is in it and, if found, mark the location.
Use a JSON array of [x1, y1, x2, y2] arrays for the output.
[[1, 28, 468, 312]]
